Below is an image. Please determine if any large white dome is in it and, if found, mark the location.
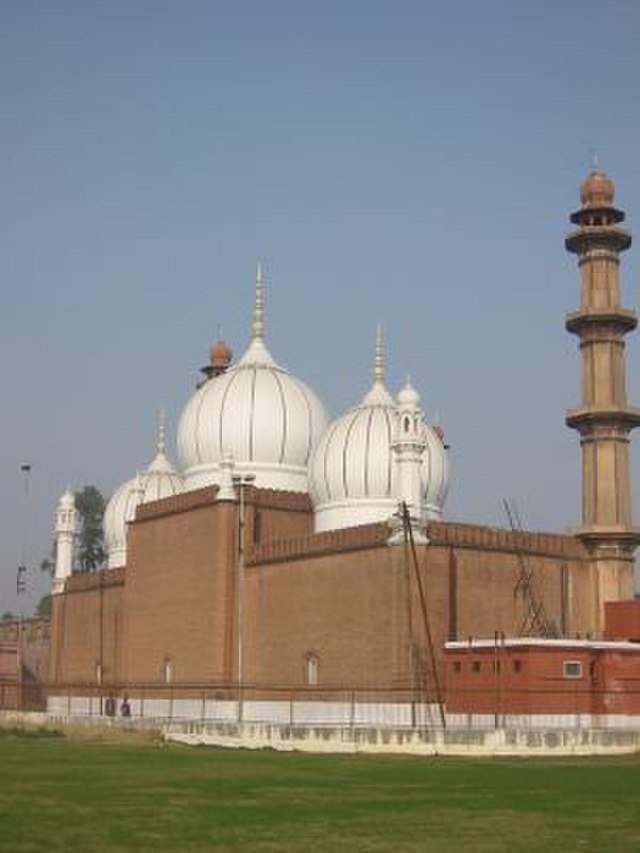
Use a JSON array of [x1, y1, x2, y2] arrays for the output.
[[177, 269, 328, 493], [309, 330, 449, 532], [104, 424, 184, 569], [309, 384, 398, 531]]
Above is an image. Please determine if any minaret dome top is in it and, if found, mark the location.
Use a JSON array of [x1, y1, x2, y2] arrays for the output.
[[209, 339, 233, 375], [580, 168, 615, 209]]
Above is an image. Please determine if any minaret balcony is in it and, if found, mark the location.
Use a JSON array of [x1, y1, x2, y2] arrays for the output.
[[565, 226, 631, 255], [574, 525, 640, 552], [566, 307, 637, 335], [566, 405, 640, 432]]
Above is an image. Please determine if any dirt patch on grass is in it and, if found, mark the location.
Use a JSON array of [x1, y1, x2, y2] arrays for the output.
[[0, 714, 163, 745]]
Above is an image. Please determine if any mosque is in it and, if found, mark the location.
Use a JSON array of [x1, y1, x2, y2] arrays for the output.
[[46, 168, 640, 723]]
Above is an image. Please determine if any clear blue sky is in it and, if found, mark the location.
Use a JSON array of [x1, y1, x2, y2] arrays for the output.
[[1, 0, 639, 614]]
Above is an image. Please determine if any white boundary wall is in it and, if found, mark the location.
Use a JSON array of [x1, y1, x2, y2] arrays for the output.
[[8, 708, 640, 755], [163, 721, 640, 756], [47, 696, 640, 734]]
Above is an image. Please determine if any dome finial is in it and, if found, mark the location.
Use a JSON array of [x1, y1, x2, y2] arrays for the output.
[[252, 263, 265, 341], [362, 324, 393, 406], [374, 323, 385, 385], [156, 410, 166, 455], [591, 149, 599, 171]]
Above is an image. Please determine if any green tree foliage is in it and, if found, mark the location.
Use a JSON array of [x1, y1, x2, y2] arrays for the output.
[[74, 485, 106, 572], [35, 595, 52, 618], [1, 611, 15, 622], [40, 544, 56, 576]]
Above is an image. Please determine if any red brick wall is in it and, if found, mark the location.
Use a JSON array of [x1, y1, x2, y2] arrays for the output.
[[122, 490, 312, 686], [604, 600, 640, 641], [242, 531, 592, 692], [599, 650, 640, 714], [49, 571, 123, 686], [49, 489, 601, 695], [444, 643, 640, 716]]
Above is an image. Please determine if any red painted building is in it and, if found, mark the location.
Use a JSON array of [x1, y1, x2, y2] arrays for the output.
[[444, 637, 640, 720]]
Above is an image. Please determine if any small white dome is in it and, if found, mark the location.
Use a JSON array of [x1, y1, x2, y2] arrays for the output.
[[103, 475, 144, 569], [397, 377, 421, 407], [58, 489, 75, 509], [104, 422, 184, 568], [177, 269, 328, 493], [309, 329, 449, 532]]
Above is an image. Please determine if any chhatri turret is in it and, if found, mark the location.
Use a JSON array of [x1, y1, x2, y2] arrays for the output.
[[565, 163, 640, 608]]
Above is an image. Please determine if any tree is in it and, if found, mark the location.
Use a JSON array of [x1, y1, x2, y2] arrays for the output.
[[40, 543, 56, 577], [1, 611, 15, 622], [35, 594, 52, 618], [75, 485, 106, 572]]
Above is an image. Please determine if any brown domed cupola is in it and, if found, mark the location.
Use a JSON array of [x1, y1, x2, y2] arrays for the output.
[[198, 336, 233, 386]]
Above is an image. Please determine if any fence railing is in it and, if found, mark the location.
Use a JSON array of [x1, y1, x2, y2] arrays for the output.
[[20, 681, 640, 730]]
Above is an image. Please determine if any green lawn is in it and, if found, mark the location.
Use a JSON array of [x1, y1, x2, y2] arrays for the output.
[[0, 728, 638, 852]]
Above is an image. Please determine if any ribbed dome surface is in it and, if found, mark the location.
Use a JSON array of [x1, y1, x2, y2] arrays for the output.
[[177, 269, 328, 493], [309, 330, 449, 532], [104, 435, 184, 569], [421, 425, 450, 514], [178, 354, 327, 492], [310, 394, 395, 506], [310, 397, 449, 531]]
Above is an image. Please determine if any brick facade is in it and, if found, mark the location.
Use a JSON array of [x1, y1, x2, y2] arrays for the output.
[[49, 487, 599, 699]]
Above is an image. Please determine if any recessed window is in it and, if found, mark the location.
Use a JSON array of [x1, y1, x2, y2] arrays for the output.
[[453, 661, 462, 674], [306, 654, 318, 686], [563, 660, 582, 679], [513, 659, 522, 674], [163, 658, 173, 684], [471, 660, 481, 673], [253, 509, 262, 545]]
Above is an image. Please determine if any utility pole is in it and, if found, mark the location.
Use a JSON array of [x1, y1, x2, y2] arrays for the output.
[[17, 462, 32, 711], [232, 474, 255, 723]]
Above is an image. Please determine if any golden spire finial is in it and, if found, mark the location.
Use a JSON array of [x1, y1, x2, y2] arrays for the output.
[[156, 409, 166, 455], [374, 323, 385, 385], [252, 263, 265, 341]]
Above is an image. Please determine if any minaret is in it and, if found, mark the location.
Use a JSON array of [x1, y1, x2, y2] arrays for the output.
[[565, 165, 640, 609], [53, 490, 77, 594], [393, 377, 427, 524]]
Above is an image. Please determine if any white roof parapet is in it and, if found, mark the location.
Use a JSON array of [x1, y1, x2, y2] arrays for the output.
[[445, 638, 640, 652]]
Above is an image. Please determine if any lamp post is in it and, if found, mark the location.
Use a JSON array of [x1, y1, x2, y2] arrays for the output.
[[17, 462, 32, 711], [232, 473, 255, 723]]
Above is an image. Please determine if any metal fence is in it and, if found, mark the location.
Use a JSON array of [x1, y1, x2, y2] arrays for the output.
[[33, 682, 640, 731], [0, 680, 47, 712]]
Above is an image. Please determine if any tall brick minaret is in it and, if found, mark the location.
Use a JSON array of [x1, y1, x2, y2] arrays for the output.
[[565, 166, 640, 615]]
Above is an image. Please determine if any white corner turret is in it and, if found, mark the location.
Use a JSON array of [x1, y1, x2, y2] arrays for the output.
[[391, 378, 428, 543], [216, 451, 236, 501], [53, 490, 77, 594]]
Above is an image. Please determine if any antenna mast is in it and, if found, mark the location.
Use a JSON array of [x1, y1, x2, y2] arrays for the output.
[[504, 498, 558, 637]]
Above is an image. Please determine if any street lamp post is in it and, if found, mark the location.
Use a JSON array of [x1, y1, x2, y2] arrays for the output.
[[232, 474, 255, 724]]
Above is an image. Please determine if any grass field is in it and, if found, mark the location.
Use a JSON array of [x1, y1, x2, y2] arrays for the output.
[[0, 727, 639, 852]]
